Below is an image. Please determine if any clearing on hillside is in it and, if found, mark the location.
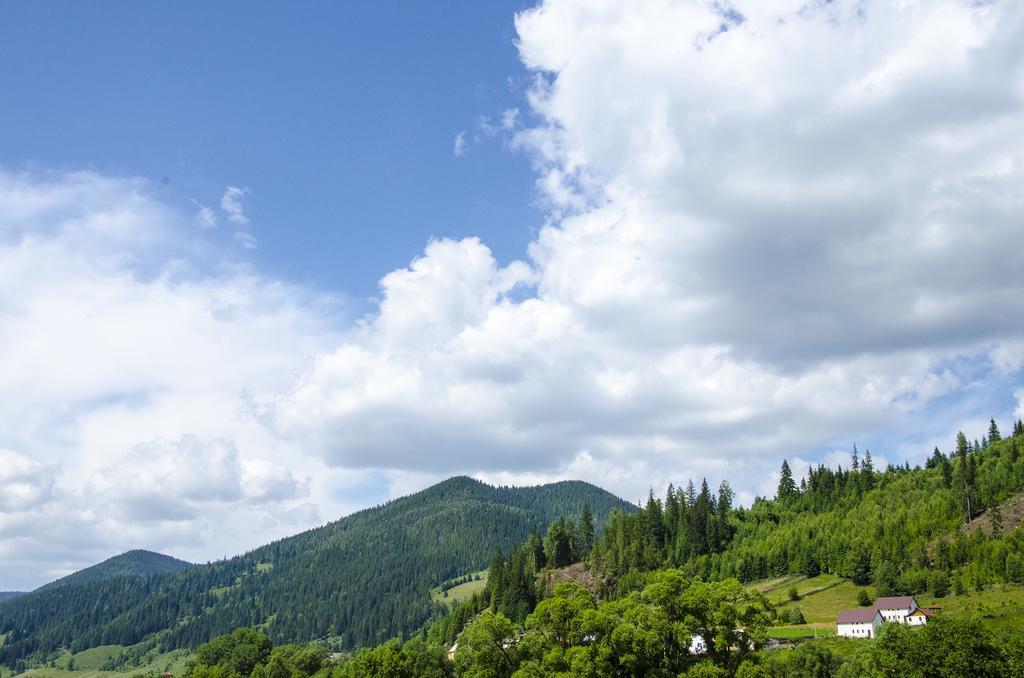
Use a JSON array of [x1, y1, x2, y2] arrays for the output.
[[431, 571, 489, 607]]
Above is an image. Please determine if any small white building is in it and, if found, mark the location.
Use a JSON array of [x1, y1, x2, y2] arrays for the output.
[[836, 608, 882, 638], [689, 633, 707, 655], [906, 608, 928, 626], [873, 596, 918, 623]]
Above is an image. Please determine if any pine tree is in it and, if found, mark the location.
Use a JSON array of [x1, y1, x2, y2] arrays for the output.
[[717, 480, 734, 518], [526, 532, 546, 570], [488, 550, 505, 610], [851, 445, 860, 472], [544, 518, 574, 569], [697, 479, 717, 554], [861, 450, 875, 490], [578, 504, 594, 558], [645, 490, 665, 550], [684, 480, 697, 508], [990, 501, 1003, 536], [850, 544, 872, 585], [962, 455, 978, 522], [1014, 418, 1024, 436], [989, 418, 1001, 443], [777, 461, 798, 501], [664, 484, 680, 547], [956, 431, 970, 458]]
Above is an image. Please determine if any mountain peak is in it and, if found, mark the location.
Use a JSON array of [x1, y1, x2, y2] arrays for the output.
[[37, 549, 192, 592]]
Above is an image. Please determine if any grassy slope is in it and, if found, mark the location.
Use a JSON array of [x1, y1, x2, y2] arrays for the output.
[[0, 646, 191, 678], [431, 571, 489, 608], [753, 573, 1024, 638]]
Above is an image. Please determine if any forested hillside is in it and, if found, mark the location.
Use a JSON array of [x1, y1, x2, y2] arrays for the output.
[[35, 550, 193, 592], [307, 418, 1024, 677], [0, 476, 633, 669], [0, 592, 24, 604], [594, 418, 1024, 597]]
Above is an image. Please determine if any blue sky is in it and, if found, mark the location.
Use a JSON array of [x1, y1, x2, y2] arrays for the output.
[[0, 0, 538, 299], [1, 0, 1023, 589]]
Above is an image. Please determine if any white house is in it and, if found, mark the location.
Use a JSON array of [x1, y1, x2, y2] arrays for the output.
[[689, 633, 707, 655], [906, 608, 929, 626], [837, 595, 937, 637], [836, 608, 883, 638], [873, 596, 917, 623]]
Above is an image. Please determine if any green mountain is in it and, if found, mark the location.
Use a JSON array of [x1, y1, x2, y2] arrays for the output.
[[36, 549, 193, 592], [311, 422, 1024, 678], [0, 592, 25, 604], [0, 476, 634, 667]]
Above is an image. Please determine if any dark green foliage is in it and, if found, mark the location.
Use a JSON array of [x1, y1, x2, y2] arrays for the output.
[[738, 641, 843, 677], [777, 460, 797, 501], [857, 588, 872, 606], [930, 570, 951, 598], [849, 544, 872, 585], [445, 573, 771, 677], [38, 550, 192, 591], [592, 425, 1024, 596], [874, 562, 899, 597], [330, 638, 450, 678], [874, 615, 1009, 677], [190, 627, 272, 678], [989, 418, 1002, 444], [782, 606, 805, 624], [544, 516, 577, 569], [578, 503, 595, 558], [188, 629, 343, 678], [488, 542, 543, 623], [0, 477, 633, 666]]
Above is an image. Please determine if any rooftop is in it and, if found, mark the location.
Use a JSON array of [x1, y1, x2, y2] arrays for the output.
[[873, 596, 915, 610], [837, 608, 879, 624]]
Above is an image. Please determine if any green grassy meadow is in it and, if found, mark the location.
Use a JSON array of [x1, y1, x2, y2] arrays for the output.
[[431, 571, 489, 607], [753, 572, 1024, 637], [3, 646, 192, 678]]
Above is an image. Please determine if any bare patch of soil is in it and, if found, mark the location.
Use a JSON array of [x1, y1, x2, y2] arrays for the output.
[[961, 493, 1024, 536]]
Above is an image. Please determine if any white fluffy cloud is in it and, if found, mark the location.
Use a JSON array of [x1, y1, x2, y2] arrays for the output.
[[266, 0, 1024, 503], [88, 435, 308, 523], [0, 170, 339, 589], [0, 450, 56, 513]]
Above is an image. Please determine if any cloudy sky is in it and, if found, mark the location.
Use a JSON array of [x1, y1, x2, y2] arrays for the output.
[[2, 0, 1023, 590]]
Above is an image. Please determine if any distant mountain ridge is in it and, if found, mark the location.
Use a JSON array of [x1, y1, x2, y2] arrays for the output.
[[36, 549, 193, 592], [0, 592, 25, 604], [0, 476, 635, 667]]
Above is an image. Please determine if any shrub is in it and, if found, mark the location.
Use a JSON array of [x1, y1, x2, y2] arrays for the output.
[[784, 607, 806, 624], [930, 571, 951, 598]]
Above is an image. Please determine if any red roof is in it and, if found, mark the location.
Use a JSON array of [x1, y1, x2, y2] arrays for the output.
[[873, 596, 915, 610], [837, 608, 878, 624]]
